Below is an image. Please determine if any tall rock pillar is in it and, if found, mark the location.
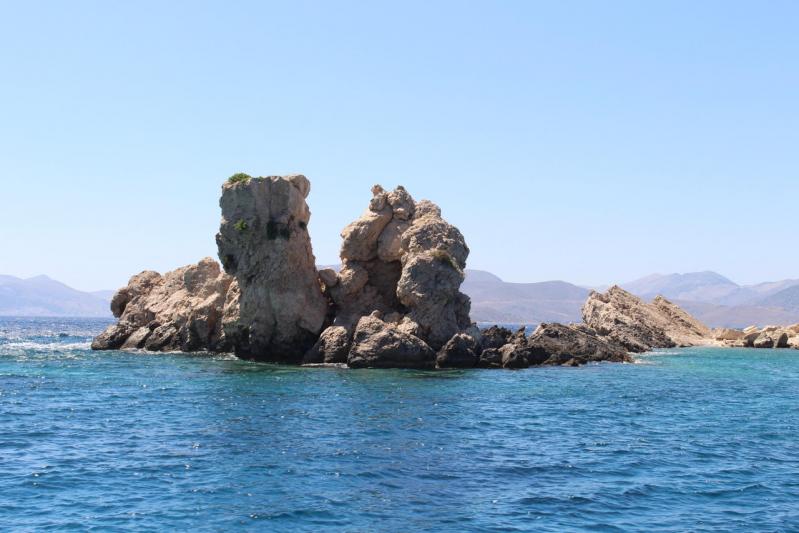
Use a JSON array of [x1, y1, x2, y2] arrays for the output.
[[216, 174, 328, 361]]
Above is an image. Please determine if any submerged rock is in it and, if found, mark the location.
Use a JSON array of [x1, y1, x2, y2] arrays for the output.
[[216, 175, 328, 361], [91, 258, 232, 352]]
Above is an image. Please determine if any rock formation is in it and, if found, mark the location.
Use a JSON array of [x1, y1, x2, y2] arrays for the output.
[[91, 258, 233, 352], [216, 174, 329, 361], [347, 313, 436, 369], [93, 173, 651, 369], [436, 332, 481, 368], [307, 184, 473, 368], [526, 323, 632, 366], [582, 286, 713, 352], [708, 323, 799, 349], [465, 323, 632, 369]]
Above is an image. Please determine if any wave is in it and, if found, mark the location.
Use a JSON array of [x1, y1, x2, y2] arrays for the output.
[[1, 341, 92, 351]]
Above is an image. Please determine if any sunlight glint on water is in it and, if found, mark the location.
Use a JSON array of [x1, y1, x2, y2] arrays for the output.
[[2, 317, 799, 531]]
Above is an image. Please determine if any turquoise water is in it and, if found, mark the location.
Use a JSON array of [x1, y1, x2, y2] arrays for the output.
[[2, 317, 799, 531]]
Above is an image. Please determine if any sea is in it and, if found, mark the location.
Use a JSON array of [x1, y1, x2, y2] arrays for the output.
[[2, 316, 799, 532]]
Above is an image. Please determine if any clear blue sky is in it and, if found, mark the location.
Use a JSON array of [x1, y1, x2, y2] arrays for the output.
[[1, 1, 797, 291]]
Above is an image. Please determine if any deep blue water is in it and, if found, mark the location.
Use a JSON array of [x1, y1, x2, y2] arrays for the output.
[[2, 317, 799, 532]]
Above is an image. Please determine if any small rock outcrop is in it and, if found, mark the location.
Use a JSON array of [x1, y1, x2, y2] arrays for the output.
[[302, 325, 350, 364], [527, 323, 633, 366], [582, 286, 712, 352], [216, 174, 328, 361], [91, 258, 233, 352], [469, 323, 632, 369], [709, 324, 798, 349], [752, 327, 789, 349], [436, 332, 481, 368]]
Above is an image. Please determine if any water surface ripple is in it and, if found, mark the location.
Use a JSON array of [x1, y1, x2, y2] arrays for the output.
[[2, 317, 799, 531]]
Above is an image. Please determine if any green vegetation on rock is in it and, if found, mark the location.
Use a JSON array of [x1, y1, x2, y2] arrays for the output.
[[227, 172, 252, 184]]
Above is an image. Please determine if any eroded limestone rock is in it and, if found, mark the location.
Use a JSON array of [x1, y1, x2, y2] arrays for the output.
[[91, 258, 232, 352], [216, 175, 328, 361], [753, 329, 789, 349], [713, 328, 746, 342], [347, 314, 435, 369], [330, 185, 472, 354], [582, 286, 712, 352], [303, 325, 351, 364]]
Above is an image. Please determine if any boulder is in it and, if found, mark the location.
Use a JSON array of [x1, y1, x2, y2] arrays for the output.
[[436, 333, 480, 368], [477, 347, 502, 368], [500, 343, 530, 369], [753, 330, 789, 349], [742, 329, 761, 347], [753, 333, 774, 349], [91, 322, 136, 350], [318, 268, 339, 288], [479, 325, 513, 351], [582, 286, 712, 352], [216, 175, 328, 361], [347, 314, 435, 369], [303, 325, 351, 364], [91, 258, 232, 352]]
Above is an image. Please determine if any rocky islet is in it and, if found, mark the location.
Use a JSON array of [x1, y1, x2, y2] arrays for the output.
[[94, 173, 793, 368]]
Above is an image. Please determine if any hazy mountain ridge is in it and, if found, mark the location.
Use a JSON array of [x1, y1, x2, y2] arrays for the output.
[[0, 275, 112, 317], [467, 270, 799, 328], [620, 272, 799, 327], [621, 271, 799, 306], [463, 270, 589, 324]]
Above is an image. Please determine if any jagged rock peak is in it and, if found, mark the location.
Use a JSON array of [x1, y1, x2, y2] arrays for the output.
[[582, 285, 712, 352], [217, 173, 328, 361]]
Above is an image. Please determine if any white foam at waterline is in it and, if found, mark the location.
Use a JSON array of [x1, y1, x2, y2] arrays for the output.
[[1, 341, 92, 351]]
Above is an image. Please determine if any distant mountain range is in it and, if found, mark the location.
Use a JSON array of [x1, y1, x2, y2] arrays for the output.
[[619, 271, 799, 327], [462, 270, 590, 325], [0, 275, 112, 317], [465, 270, 799, 328], [4, 269, 799, 328]]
